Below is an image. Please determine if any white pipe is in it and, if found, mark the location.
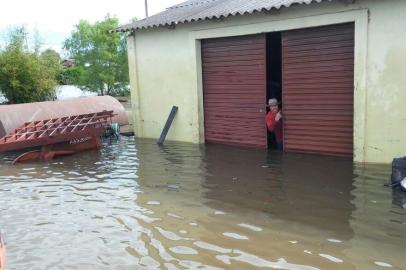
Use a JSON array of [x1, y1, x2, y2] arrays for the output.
[[145, 0, 149, 17]]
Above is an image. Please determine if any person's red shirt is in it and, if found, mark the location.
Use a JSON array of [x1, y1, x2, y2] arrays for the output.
[[265, 111, 283, 143]]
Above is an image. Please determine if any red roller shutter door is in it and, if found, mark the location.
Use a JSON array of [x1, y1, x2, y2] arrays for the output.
[[282, 23, 354, 157], [202, 35, 267, 148]]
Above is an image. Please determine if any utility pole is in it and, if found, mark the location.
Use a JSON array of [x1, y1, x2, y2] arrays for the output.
[[145, 0, 149, 18]]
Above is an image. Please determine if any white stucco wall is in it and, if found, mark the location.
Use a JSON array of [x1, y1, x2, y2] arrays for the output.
[[127, 0, 406, 163], [360, 1, 406, 163], [127, 28, 201, 142]]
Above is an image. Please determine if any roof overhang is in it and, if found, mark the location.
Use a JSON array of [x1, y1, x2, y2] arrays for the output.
[[114, 0, 338, 33]]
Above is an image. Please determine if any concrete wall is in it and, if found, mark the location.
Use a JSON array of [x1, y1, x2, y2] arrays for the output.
[[127, 28, 201, 142], [127, 0, 406, 164]]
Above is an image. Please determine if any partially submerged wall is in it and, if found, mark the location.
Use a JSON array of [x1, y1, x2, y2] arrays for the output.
[[127, 28, 201, 143], [360, 0, 406, 163], [128, 0, 406, 163]]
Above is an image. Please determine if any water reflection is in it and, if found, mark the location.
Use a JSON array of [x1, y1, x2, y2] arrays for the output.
[[203, 144, 355, 238], [0, 138, 405, 269]]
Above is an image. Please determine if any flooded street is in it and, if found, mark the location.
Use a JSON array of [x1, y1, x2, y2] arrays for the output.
[[0, 137, 405, 269]]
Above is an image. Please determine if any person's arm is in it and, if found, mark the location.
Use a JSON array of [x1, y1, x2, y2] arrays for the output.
[[275, 111, 282, 121]]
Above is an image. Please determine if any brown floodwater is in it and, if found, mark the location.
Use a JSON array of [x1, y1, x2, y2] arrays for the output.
[[0, 137, 405, 269]]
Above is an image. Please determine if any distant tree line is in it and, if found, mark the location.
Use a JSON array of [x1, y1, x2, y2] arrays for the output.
[[0, 15, 130, 104]]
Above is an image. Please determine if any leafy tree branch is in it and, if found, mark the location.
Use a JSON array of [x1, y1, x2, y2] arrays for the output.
[[63, 16, 129, 97]]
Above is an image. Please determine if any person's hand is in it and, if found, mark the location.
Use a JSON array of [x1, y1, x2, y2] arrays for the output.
[[275, 111, 282, 121]]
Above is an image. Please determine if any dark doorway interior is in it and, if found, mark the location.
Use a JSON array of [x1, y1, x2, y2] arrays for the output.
[[266, 32, 282, 150]]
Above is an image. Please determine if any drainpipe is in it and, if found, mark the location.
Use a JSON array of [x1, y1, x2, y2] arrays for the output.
[[145, 0, 149, 17]]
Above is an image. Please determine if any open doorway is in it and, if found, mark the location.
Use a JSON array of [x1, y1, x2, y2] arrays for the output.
[[266, 32, 282, 150]]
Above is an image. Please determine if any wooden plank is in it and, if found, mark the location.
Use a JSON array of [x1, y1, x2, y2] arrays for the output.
[[157, 106, 178, 145]]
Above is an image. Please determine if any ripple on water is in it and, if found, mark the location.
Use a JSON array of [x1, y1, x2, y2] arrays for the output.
[[216, 250, 320, 270], [222, 232, 249, 240], [155, 227, 188, 241], [139, 256, 160, 268], [163, 263, 181, 270], [193, 241, 232, 254], [374, 261, 393, 268], [146, 200, 161, 205], [327, 238, 343, 243], [150, 238, 177, 262], [178, 260, 224, 269], [167, 212, 184, 219], [319, 253, 343, 263], [237, 223, 263, 232], [169, 246, 199, 255]]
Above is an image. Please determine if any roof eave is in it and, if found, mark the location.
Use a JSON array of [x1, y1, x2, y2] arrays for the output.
[[114, 0, 334, 33]]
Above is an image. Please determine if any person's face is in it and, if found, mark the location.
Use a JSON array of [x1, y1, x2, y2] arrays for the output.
[[270, 104, 279, 112]]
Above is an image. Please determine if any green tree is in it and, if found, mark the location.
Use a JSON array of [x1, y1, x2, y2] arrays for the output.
[[41, 49, 61, 65], [63, 16, 129, 96], [58, 66, 83, 85], [0, 27, 60, 104]]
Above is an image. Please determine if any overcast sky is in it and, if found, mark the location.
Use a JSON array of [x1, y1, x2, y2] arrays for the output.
[[0, 0, 182, 55]]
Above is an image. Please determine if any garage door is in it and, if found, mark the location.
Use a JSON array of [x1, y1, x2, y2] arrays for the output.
[[201, 34, 267, 148], [282, 23, 354, 157]]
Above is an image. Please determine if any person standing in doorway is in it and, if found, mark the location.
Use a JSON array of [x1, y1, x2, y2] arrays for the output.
[[265, 98, 283, 150]]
